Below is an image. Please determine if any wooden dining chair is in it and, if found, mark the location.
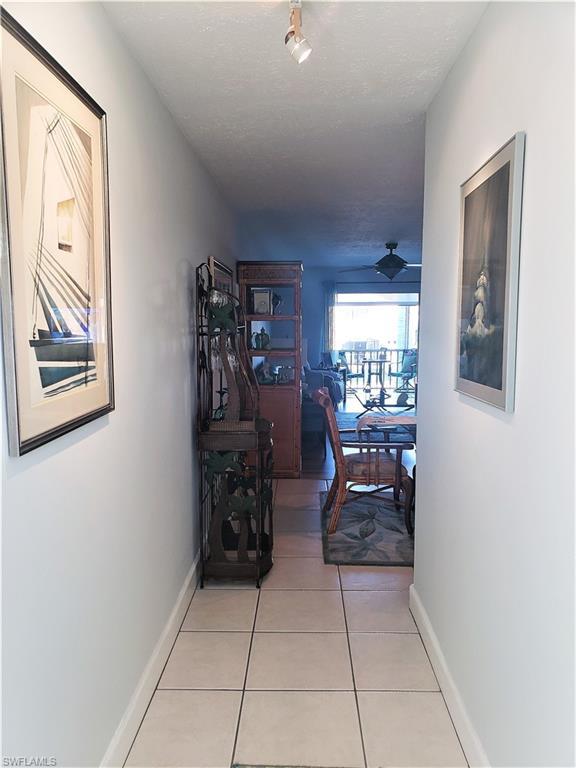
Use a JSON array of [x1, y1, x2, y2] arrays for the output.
[[312, 388, 415, 535]]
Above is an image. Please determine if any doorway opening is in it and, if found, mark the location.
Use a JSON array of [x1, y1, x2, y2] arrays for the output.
[[333, 291, 419, 411]]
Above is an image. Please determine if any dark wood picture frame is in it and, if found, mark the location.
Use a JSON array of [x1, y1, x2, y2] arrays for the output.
[[209, 255, 234, 294], [0, 10, 114, 455]]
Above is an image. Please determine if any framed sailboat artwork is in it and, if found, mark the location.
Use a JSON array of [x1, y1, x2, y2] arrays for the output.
[[0, 11, 114, 455]]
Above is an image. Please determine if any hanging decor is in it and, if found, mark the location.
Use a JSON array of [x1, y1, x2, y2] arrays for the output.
[[455, 133, 525, 411], [209, 255, 234, 294], [0, 12, 114, 454]]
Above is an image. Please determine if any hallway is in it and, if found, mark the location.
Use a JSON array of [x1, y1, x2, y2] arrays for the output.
[[127, 479, 466, 768], [1, 3, 574, 765]]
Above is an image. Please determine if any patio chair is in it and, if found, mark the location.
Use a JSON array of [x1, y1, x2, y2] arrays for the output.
[[312, 388, 415, 535], [337, 350, 364, 390], [389, 349, 418, 391]]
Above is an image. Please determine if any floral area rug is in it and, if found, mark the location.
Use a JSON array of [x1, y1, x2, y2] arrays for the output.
[[320, 491, 413, 566]]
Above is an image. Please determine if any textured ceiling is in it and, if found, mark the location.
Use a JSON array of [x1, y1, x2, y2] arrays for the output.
[[105, 2, 486, 267]]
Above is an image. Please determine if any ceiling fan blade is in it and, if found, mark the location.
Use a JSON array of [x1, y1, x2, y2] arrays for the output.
[[337, 265, 374, 274]]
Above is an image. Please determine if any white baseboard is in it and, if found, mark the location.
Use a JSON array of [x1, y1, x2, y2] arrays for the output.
[[409, 585, 491, 768], [100, 554, 200, 767]]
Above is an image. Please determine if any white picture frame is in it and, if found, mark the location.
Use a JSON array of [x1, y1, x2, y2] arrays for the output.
[[455, 133, 525, 412]]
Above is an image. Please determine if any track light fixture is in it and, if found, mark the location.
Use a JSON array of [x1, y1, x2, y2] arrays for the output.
[[285, 0, 312, 64]]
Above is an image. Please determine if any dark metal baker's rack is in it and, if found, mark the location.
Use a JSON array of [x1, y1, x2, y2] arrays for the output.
[[195, 264, 274, 587]]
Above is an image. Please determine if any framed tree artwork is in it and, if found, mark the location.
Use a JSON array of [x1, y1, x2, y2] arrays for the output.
[[455, 133, 525, 412], [0, 11, 114, 455]]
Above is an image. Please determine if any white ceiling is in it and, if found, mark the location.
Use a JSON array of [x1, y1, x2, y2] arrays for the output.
[[105, 1, 487, 267]]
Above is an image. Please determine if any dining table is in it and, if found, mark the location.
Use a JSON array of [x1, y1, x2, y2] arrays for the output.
[[361, 357, 388, 389], [355, 413, 417, 444], [356, 413, 416, 430]]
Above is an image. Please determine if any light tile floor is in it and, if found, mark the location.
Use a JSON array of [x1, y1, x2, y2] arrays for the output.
[[126, 478, 468, 768]]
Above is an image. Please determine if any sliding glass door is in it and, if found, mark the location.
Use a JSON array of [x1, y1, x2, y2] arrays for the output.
[[332, 291, 419, 393]]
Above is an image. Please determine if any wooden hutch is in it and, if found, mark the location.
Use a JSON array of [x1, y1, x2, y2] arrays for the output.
[[238, 261, 302, 478]]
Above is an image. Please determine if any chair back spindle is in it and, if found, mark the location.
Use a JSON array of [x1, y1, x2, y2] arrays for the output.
[[312, 387, 345, 469]]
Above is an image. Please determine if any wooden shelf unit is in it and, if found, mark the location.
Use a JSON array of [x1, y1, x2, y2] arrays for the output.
[[246, 314, 298, 322], [238, 261, 303, 479], [248, 349, 296, 357]]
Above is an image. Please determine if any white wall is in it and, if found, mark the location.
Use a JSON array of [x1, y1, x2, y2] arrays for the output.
[[415, 3, 574, 766], [2, 3, 235, 765]]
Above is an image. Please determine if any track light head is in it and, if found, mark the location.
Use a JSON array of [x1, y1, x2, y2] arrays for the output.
[[285, 27, 312, 64], [285, 1, 312, 64]]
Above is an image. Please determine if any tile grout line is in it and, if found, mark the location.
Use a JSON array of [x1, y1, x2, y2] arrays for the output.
[[252, 630, 417, 635], [250, 628, 415, 634], [157, 686, 441, 692], [229, 586, 261, 768], [122, 579, 199, 767], [338, 565, 369, 768]]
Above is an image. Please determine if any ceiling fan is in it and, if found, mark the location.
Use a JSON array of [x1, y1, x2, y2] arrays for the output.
[[338, 242, 422, 280]]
